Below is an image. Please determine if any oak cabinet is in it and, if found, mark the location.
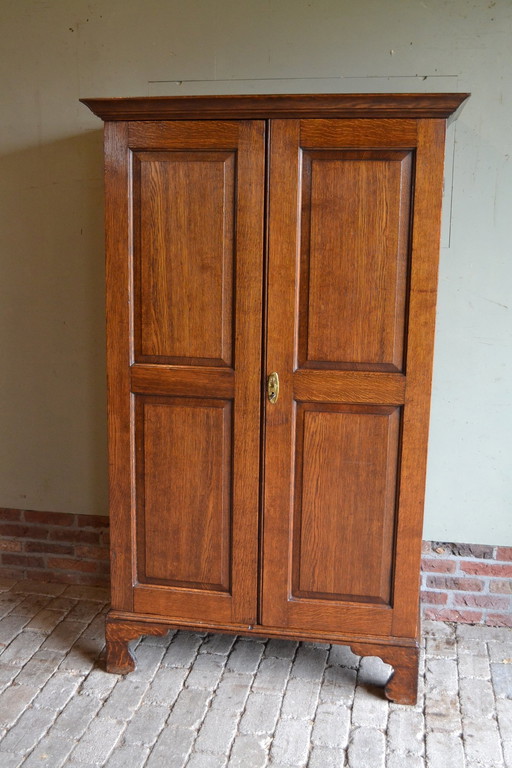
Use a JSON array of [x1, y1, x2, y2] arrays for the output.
[[82, 93, 468, 704]]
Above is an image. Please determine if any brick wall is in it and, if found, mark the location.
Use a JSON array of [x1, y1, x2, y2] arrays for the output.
[[421, 541, 512, 627], [0, 508, 109, 586], [1, 508, 511, 627]]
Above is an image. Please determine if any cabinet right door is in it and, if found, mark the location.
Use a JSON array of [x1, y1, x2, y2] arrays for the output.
[[261, 117, 446, 640]]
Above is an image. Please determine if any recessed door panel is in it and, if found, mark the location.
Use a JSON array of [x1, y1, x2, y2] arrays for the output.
[[299, 150, 412, 372], [293, 404, 400, 606], [136, 397, 232, 592], [133, 150, 235, 366]]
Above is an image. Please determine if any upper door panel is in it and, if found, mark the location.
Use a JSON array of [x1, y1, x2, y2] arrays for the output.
[[133, 149, 235, 366], [128, 122, 241, 368], [297, 120, 415, 373], [299, 148, 412, 372]]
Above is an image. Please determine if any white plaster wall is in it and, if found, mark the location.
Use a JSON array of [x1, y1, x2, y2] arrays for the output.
[[0, 0, 510, 544]]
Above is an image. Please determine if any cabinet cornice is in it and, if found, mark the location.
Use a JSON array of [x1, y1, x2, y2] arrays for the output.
[[81, 92, 469, 123]]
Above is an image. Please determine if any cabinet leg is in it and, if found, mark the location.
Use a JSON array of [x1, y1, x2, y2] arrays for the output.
[[105, 614, 170, 674], [350, 642, 419, 705]]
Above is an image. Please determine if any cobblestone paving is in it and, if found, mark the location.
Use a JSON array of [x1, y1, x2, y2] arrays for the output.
[[0, 578, 510, 767]]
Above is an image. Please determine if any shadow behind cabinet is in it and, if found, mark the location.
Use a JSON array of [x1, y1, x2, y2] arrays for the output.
[[81, 93, 468, 705]]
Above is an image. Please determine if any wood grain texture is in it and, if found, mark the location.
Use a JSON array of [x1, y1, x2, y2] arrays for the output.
[[391, 119, 448, 639], [293, 370, 405, 404], [81, 92, 469, 121], [131, 364, 234, 399], [261, 120, 302, 629], [262, 118, 409, 638], [133, 150, 234, 365], [108, 608, 415, 647], [84, 95, 467, 700], [133, 585, 233, 624], [103, 118, 265, 627], [106, 609, 418, 700], [298, 149, 411, 371], [131, 120, 265, 626], [128, 121, 239, 149], [292, 404, 400, 606], [103, 122, 134, 612], [350, 641, 420, 704], [136, 397, 232, 591], [105, 614, 170, 674], [228, 120, 266, 625], [300, 119, 417, 148]]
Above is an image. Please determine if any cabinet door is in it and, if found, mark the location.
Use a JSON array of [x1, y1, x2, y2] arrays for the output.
[[261, 118, 446, 639], [105, 119, 265, 625]]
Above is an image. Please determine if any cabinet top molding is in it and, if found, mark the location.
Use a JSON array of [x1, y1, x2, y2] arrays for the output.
[[81, 92, 469, 123]]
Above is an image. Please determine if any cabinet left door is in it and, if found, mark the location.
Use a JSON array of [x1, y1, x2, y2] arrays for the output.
[[104, 119, 265, 626]]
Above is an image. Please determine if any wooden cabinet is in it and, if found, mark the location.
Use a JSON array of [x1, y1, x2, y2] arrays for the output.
[[82, 93, 468, 704]]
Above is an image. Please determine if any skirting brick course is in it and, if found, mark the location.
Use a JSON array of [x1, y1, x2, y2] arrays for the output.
[[1, 508, 511, 627], [0, 508, 109, 587], [421, 541, 512, 627]]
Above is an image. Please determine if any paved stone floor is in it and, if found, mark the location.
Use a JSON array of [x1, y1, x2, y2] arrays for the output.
[[0, 579, 510, 767]]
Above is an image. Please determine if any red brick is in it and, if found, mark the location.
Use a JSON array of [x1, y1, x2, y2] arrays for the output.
[[423, 607, 483, 623], [489, 579, 512, 594], [421, 558, 456, 573], [421, 591, 448, 605], [24, 510, 74, 526], [50, 529, 100, 544], [0, 508, 23, 521], [20, 569, 90, 585], [0, 523, 49, 539], [461, 562, 512, 578], [47, 570, 110, 586], [20, 569, 57, 583], [454, 593, 510, 610], [426, 575, 484, 592], [428, 541, 495, 558], [76, 514, 109, 529], [47, 557, 100, 573], [496, 547, 512, 562], [2, 553, 45, 569], [0, 540, 22, 552], [449, 543, 494, 559], [24, 541, 74, 556], [74, 545, 109, 561], [485, 613, 512, 628], [0, 567, 23, 579]]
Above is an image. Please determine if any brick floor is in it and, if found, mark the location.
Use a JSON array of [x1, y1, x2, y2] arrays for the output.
[[0, 579, 510, 767]]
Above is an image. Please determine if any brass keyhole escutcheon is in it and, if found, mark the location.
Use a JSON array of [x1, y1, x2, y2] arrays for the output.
[[267, 372, 279, 404]]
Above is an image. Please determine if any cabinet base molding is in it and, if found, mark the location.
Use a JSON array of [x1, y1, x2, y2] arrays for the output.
[[105, 611, 420, 704]]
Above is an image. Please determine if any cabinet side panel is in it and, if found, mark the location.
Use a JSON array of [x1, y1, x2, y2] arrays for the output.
[[392, 120, 447, 638], [136, 397, 232, 592], [293, 404, 399, 605], [104, 122, 134, 611]]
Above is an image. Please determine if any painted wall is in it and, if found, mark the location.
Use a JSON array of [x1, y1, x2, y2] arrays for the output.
[[0, 0, 510, 545]]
